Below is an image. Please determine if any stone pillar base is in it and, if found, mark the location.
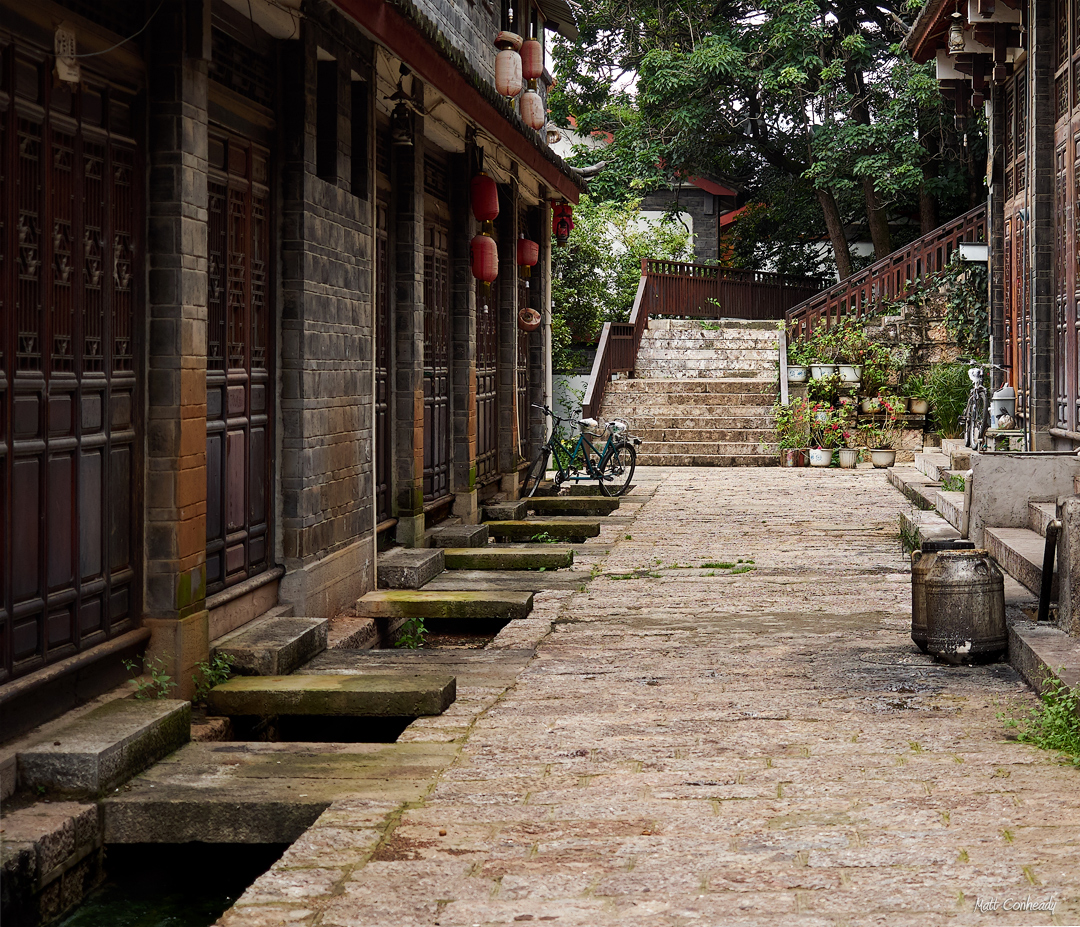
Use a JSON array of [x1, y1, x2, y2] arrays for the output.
[[395, 513, 426, 548], [500, 471, 520, 500], [452, 490, 479, 524], [143, 611, 209, 701]]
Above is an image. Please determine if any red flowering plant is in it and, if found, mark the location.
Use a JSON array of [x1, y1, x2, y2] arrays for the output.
[[860, 395, 904, 449], [811, 405, 849, 449]]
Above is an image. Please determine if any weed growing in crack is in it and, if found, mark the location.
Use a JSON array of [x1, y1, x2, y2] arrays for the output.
[[999, 674, 1080, 765]]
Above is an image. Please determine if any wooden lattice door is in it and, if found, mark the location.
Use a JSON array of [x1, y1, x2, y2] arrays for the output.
[[476, 281, 498, 482], [423, 156, 451, 505], [0, 48, 142, 682], [375, 196, 391, 523], [205, 132, 272, 594]]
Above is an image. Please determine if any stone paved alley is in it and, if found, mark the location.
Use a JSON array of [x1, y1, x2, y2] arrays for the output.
[[220, 468, 1080, 927]]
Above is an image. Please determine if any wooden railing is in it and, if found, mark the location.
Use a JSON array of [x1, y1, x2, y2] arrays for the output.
[[785, 204, 987, 340], [582, 259, 826, 418]]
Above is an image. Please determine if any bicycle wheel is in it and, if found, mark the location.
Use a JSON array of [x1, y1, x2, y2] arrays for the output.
[[971, 388, 990, 451], [962, 392, 977, 449], [522, 449, 550, 498], [597, 442, 636, 497]]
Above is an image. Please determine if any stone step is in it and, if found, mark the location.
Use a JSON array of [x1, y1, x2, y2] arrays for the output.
[[485, 519, 601, 543], [638, 441, 777, 455], [1029, 501, 1058, 537], [646, 318, 781, 332], [604, 378, 775, 395], [1008, 620, 1080, 698], [18, 699, 191, 797], [427, 524, 488, 548], [620, 416, 774, 430], [378, 547, 445, 589], [634, 453, 778, 467], [605, 405, 774, 419], [900, 508, 961, 548], [441, 546, 574, 570], [887, 467, 941, 511], [934, 490, 965, 532], [424, 569, 585, 592], [205, 673, 456, 718], [635, 368, 774, 380], [213, 615, 328, 677], [482, 500, 527, 521], [299, 648, 535, 689], [525, 496, 620, 516], [632, 428, 776, 443], [354, 589, 534, 620], [636, 345, 780, 357], [914, 451, 953, 482], [984, 526, 1057, 598]]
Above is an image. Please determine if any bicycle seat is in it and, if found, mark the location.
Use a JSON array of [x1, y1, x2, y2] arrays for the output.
[[578, 418, 601, 432]]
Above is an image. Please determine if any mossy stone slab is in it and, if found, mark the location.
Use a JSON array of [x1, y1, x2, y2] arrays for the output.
[[441, 547, 573, 570], [486, 520, 601, 542], [205, 673, 456, 718], [354, 589, 533, 620], [527, 497, 620, 516]]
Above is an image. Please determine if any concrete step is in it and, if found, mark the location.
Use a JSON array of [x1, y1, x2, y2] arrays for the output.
[[984, 526, 1057, 598], [299, 648, 534, 689], [486, 519, 601, 543], [1029, 501, 1058, 537], [18, 700, 191, 796], [213, 615, 328, 677], [482, 500, 527, 521], [887, 467, 941, 511], [427, 524, 488, 548], [354, 589, 534, 621], [899, 508, 961, 548], [441, 546, 574, 570], [934, 490, 965, 532], [914, 451, 952, 482], [526, 496, 620, 517], [635, 453, 778, 467], [1008, 620, 1080, 697], [378, 547, 445, 589], [423, 569, 585, 592], [205, 673, 456, 718]]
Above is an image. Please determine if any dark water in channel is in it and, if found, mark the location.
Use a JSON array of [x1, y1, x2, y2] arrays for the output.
[[57, 844, 287, 927]]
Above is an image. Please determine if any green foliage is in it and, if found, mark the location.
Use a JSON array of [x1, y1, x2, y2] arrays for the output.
[[193, 653, 234, 704], [122, 656, 177, 700], [773, 397, 812, 450], [785, 336, 814, 367], [925, 362, 973, 438], [806, 373, 841, 406], [552, 195, 690, 370], [940, 473, 966, 492], [941, 259, 990, 357], [810, 404, 850, 449], [1000, 676, 1080, 765], [395, 617, 428, 650], [859, 395, 904, 448], [903, 373, 929, 400]]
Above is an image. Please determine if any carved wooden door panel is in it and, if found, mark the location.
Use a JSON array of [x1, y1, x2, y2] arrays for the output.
[[375, 195, 391, 523], [1, 47, 142, 683], [423, 156, 451, 505], [476, 281, 497, 482], [205, 132, 272, 594]]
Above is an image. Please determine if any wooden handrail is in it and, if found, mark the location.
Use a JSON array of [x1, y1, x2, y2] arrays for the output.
[[784, 204, 988, 339]]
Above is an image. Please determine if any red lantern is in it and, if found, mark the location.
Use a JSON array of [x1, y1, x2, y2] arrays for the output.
[[520, 38, 543, 81], [470, 172, 499, 223], [518, 307, 542, 332], [471, 234, 499, 283], [494, 31, 523, 98], [520, 88, 546, 131], [552, 202, 574, 246], [517, 236, 539, 278]]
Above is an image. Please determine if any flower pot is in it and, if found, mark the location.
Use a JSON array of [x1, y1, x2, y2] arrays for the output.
[[814, 410, 830, 423], [810, 363, 836, 379], [907, 397, 929, 415], [869, 448, 896, 468], [781, 448, 804, 467], [808, 447, 834, 467], [838, 447, 859, 469], [860, 398, 879, 414], [838, 364, 862, 384], [787, 365, 809, 384]]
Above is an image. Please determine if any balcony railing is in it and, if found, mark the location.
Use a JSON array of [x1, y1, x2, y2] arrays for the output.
[[581, 259, 827, 418], [785, 204, 987, 339]]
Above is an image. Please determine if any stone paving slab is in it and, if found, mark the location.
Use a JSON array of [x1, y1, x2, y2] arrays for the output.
[[217, 468, 1080, 926]]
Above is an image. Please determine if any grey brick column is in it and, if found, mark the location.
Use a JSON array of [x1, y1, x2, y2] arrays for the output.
[[989, 88, 1005, 382], [496, 181, 520, 495], [450, 152, 479, 523], [392, 124, 426, 544], [142, 0, 210, 699]]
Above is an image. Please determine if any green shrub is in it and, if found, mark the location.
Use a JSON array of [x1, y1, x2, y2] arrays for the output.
[[925, 362, 972, 438]]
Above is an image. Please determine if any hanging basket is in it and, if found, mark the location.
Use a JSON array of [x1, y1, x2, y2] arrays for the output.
[[518, 307, 541, 332]]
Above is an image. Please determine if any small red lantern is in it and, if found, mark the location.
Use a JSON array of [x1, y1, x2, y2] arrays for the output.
[[552, 202, 574, 246], [494, 31, 523, 98], [470, 172, 499, 223], [520, 87, 546, 131], [471, 233, 499, 283], [517, 235, 539, 277], [520, 38, 543, 81]]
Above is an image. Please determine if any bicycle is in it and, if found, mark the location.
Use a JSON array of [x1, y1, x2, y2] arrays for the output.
[[522, 404, 641, 497], [958, 359, 1007, 451]]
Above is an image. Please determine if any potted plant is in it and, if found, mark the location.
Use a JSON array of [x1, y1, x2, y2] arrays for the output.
[[785, 335, 812, 385], [809, 408, 848, 466], [833, 319, 867, 384], [860, 396, 903, 468], [807, 372, 840, 409], [773, 397, 812, 466], [904, 373, 930, 416], [807, 327, 839, 379]]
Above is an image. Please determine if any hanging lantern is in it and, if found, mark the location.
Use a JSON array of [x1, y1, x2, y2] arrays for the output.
[[517, 235, 539, 277], [518, 307, 542, 332], [947, 12, 966, 55], [552, 202, 574, 246], [520, 38, 543, 81], [520, 86, 546, 131], [470, 172, 499, 223], [390, 100, 413, 147], [471, 233, 499, 284], [495, 31, 523, 98]]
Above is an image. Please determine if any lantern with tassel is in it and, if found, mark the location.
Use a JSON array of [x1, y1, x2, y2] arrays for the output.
[[494, 32, 523, 99], [520, 38, 543, 81], [520, 86, 546, 131], [471, 233, 499, 288], [517, 235, 539, 277], [470, 172, 499, 223], [552, 202, 574, 246]]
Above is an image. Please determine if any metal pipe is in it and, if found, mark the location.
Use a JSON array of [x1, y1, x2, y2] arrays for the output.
[[1038, 518, 1061, 623]]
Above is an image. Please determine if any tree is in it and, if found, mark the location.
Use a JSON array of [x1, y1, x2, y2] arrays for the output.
[[550, 0, 985, 279]]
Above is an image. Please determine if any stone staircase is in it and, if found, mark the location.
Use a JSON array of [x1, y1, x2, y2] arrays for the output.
[[599, 319, 779, 466]]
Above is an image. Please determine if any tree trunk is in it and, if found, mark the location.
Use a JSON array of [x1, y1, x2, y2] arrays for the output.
[[863, 177, 892, 257], [919, 182, 938, 235], [817, 188, 853, 280]]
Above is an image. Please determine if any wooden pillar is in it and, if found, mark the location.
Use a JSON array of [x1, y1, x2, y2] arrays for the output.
[[497, 180, 520, 494]]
